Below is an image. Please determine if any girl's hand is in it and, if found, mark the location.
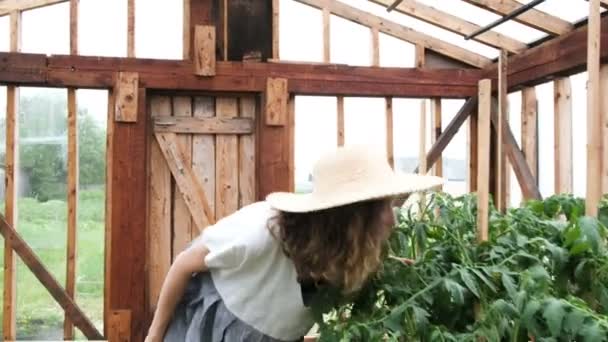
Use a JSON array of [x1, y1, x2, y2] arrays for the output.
[[388, 255, 415, 265], [144, 333, 162, 342]]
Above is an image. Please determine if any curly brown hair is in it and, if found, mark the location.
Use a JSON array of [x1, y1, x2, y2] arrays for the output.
[[268, 199, 394, 294]]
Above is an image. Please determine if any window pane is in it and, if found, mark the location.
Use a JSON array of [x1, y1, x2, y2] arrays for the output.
[[80, 0, 127, 57], [441, 99, 467, 196], [22, 4, 69, 55], [344, 97, 386, 148], [279, 0, 323, 62], [135, 0, 182, 59], [330, 16, 371, 66]]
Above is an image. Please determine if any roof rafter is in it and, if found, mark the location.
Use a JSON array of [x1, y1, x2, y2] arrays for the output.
[[462, 0, 573, 35], [370, 0, 527, 53], [0, 0, 68, 16], [295, 0, 492, 68]]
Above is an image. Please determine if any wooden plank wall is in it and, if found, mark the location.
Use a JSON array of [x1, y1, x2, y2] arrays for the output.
[[172, 97, 193, 259]]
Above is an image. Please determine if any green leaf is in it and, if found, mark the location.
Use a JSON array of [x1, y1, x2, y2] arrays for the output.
[[471, 268, 497, 293], [522, 300, 541, 331], [565, 226, 581, 246], [570, 241, 591, 256], [411, 306, 429, 333], [578, 217, 602, 253], [444, 279, 465, 305], [460, 269, 480, 298], [542, 299, 566, 337], [501, 273, 518, 300], [563, 310, 585, 334], [580, 323, 605, 342], [490, 299, 518, 318], [383, 309, 405, 334]]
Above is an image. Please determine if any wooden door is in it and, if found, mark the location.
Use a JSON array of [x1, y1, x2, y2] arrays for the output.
[[146, 94, 257, 313]]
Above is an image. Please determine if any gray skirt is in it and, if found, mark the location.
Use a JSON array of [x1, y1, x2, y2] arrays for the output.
[[163, 272, 302, 342]]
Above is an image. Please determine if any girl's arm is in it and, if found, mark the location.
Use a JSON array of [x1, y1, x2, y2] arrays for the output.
[[145, 243, 210, 341]]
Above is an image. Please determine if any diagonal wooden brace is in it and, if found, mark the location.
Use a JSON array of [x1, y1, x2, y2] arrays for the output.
[[0, 215, 103, 340], [155, 132, 215, 233]]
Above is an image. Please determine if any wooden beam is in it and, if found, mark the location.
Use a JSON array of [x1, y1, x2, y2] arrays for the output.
[[554, 77, 573, 194], [272, 0, 279, 59], [496, 50, 508, 212], [288, 95, 296, 192], [127, 0, 135, 57], [587, 0, 602, 216], [114, 72, 139, 122], [266, 77, 288, 126], [64, 87, 78, 340], [295, 0, 492, 68], [491, 99, 542, 200], [194, 25, 216, 76], [485, 15, 608, 91], [477, 79, 491, 243], [371, 27, 380, 66], [0, 52, 483, 97], [108, 310, 131, 342], [103, 90, 115, 337], [0, 0, 68, 16], [154, 116, 254, 134], [521, 87, 538, 181], [369, 0, 527, 53], [419, 99, 427, 174], [468, 107, 478, 193], [3, 11, 20, 341], [185, 0, 214, 60], [461, 0, 572, 35], [155, 132, 215, 232], [602, 65, 608, 195], [69, 0, 77, 55], [337, 96, 344, 146], [323, 7, 330, 63], [431, 98, 442, 177], [386, 97, 394, 168], [183, 0, 191, 59], [0, 215, 104, 340]]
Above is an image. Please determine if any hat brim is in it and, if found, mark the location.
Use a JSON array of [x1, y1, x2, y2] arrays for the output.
[[266, 173, 444, 213]]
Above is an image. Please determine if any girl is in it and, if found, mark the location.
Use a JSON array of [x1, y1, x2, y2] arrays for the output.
[[145, 145, 443, 341]]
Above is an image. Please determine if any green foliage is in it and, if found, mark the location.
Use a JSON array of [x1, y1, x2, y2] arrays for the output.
[[313, 193, 608, 341]]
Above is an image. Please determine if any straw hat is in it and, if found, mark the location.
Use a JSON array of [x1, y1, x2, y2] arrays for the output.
[[266, 145, 444, 213]]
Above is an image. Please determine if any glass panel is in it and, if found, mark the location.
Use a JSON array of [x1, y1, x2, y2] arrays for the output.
[[537, 82, 555, 199], [80, 0, 127, 57], [294, 96, 337, 194], [393, 98, 421, 173], [515, 0, 593, 23], [135, 0, 182, 59], [508, 91, 523, 207], [74, 89, 107, 338], [22, 3, 69, 55], [344, 97, 386, 148], [0, 17, 9, 52], [571, 72, 587, 198], [279, 0, 323, 62], [17, 87, 67, 339], [379, 33, 415, 67], [441, 99, 467, 196], [330, 16, 372, 66]]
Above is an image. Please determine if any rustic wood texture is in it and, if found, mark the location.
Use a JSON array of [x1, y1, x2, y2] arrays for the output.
[[386, 97, 394, 168], [172, 96, 193, 260], [154, 116, 254, 134], [477, 79, 491, 243], [148, 96, 172, 314], [69, 0, 77, 55], [0, 0, 68, 15], [155, 132, 214, 232], [416, 44, 425, 68], [468, 109, 478, 193], [104, 90, 115, 337], [185, 0, 214, 60], [258, 110, 292, 200], [115, 72, 139, 122], [272, 0, 280, 59], [295, 0, 492, 67], [462, 0, 572, 35], [587, 0, 602, 216], [0, 215, 103, 339], [183, 0, 191, 59], [521, 87, 538, 181], [337, 96, 345, 146], [288, 95, 296, 192], [194, 25, 216, 76], [127, 0, 135, 57], [216, 98, 239, 219], [323, 7, 330, 63], [0, 52, 482, 97], [601, 65, 608, 195], [239, 96, 257, 207], [3, 11, 20, 341], [192, 97, 216, 224], [266, 77, 288, 126], [108, 310, 131, 342], [431, 98, 442, 177], [496, 50, 508, 212], [554, 78, 573, 194], [369, 0, 526, 53], [64, 88, 78, 340], [222, 0, 228, 61], [109, 88, 148, 341], [419, 99, 427, 174], [371, 27, 380, 66]]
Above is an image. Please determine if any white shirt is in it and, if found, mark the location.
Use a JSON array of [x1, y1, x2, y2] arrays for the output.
[[191, 201, 314, 341]]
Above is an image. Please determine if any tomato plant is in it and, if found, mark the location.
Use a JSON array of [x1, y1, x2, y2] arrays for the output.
[[312, 193, 608, 342]]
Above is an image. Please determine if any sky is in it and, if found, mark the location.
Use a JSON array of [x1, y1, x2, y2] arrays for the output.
[[0, 0, 596, 202]]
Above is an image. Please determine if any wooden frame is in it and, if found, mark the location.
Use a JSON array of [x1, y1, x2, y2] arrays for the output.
[[554, 77, 573, 194], [477, 79, 491, 243]]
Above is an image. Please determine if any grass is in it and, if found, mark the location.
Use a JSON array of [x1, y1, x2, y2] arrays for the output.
[[0, 189, 105, 340]]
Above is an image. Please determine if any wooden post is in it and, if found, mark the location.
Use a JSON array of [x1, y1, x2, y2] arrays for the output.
[[3, 10, 20, 341], [587, 0, 602, 216], [266, 78, 288, 126], [183, 0, 191, 59], [288, 95, 296, 192], [497, 50, 508, 212], [477, 79, 492, 243], [371, 27, 380, 66], [272, 0, 280, 59], [337, 96, 344, 146], [222, 0, 228, 61], [127, 0, 135, 57], [468, 110, 478, 193], [194, 25, 216, 76], [601, 65, 608, 195], [554, 78, 573, 194], [108, 310, 131, 342], [104, 90, 115, 337], [323, 6, 330, 63], [521, 87, 538, 183], [431, 98, 442, 177], [386, 97, 394, 168], [419, 99, 427, 175]]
